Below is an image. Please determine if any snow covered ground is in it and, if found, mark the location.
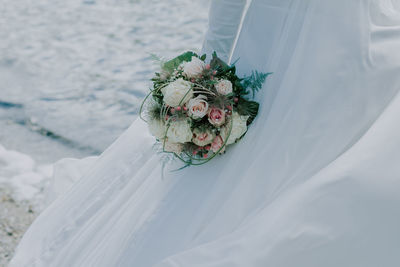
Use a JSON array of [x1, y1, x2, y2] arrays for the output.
[[0, 145, 52, 208], [0, 144, 53, 265], [0, 0, 209, 265]]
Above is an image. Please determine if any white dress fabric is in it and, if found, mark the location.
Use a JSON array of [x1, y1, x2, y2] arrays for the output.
[[10, 0, 400, 266]]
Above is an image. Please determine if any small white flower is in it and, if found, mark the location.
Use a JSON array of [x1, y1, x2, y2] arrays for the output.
[[187, 95, 209, 119], [148, 118, 166, 140], [166, 119, 192, 143], [182, 56, 206, 78], [163, 140, 184, 154], [215, 79, 233, 95], [162, 78, 193, 107], [159, 69, 170, 81], [221, 112, 249, 145]]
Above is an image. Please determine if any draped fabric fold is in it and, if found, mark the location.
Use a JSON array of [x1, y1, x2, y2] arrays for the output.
[[201, 0, 247, 62], [10, 0, 400, 266]]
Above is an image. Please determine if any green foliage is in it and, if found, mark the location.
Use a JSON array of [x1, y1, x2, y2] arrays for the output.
[[150, 80, 167, 105], [236, 98, 260, 125], [152, 91, 163, 106], [210, 52, 229, 72], [190, 116, 210, 130], [241, 71, 271, 97], [162, 51, 197, 73], [148, 102, 162, 120], [149, 53, 164, 64]]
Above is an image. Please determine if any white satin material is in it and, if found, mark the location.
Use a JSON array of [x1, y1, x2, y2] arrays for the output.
[[10, 0, 400, 266]]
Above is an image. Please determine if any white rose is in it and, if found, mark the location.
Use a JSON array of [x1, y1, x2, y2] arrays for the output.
[[183, 56, 206, 78], [148, 118, 166, 140], [192, 128, 215, 147], [215, 79, 233, 95], [163, 140, 184, 154], [221, 112, 249, 145], [166, 119, 193, 143], [187, 95, 209, 119], [163, 78, 193, 107]]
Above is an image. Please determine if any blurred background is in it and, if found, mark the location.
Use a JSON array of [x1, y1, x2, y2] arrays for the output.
[[0, 0, 209, 264]]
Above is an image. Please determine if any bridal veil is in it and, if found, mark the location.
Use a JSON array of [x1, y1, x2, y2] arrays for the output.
[[10, 0, 400, 266]]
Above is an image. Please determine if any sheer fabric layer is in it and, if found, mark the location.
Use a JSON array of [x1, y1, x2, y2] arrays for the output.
[[10, 0, 400, 266]]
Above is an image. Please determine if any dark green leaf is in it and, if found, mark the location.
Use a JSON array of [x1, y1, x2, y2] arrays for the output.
[[162, 51, 197, 73], [236, 98, 259, 125], [210, 51, 230, 72]]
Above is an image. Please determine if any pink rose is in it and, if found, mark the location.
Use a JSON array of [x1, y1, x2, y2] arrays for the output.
[[192, 128, 215, 146], [211, 135, 225, 154], [208, 107, 226, 127]]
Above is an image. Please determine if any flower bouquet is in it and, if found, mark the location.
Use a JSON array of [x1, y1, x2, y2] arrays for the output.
[[140, 51, 269, 167]]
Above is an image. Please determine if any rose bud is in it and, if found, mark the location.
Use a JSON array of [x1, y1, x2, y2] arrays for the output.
[[176, 106, 182, 111], [234, 97, 239, 103], [205, 64, 211, 70], [208, 107, 226, 127], [211, 135, 225, 154]]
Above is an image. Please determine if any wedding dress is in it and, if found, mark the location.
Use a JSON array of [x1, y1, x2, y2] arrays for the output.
[[10, 0, 400, 266]]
